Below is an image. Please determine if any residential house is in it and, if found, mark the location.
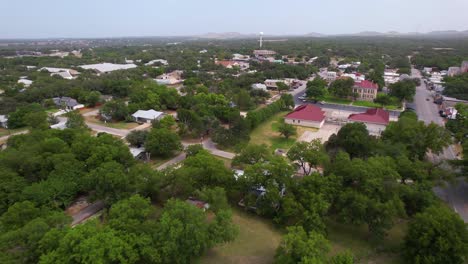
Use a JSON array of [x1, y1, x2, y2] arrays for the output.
[[352, 80, 379, 101], [462, 61, 468, 73], [199, 49, 208, 54], [348, 108, 390, 134], [342, 73, 365, 82], [18, 78, 33, 87], [384, 70, 400, 85], [39, 67, 79, 79], [186, 197, 210, 211], [132, 109, 164, 123], [232, 53, 250, 61], [215, 60, 249, 70], [79, 63, 137, 74], [264, 79, 284, 89], [53, 97, 83, 110], [155, 70, 184, 85], [0, 115, 8, 128], [448, 67, 461, 77], [423, 67, 433, 73], [253, 50, 276, 57], [145, 59, 168, 66], [284, 104, 326, 128], [251, 83, 268, 91]]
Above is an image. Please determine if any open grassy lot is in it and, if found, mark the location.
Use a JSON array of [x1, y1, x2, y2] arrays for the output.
[[328, 219, 406, 264], [0, 128, 28, 137], [84, 115, 140, 129], [321, 95, 352, 105], [200, 210, 406, 264], [249, 112, 317, 151], [199, 209, 283, 264], [352, 100, 401, 110]]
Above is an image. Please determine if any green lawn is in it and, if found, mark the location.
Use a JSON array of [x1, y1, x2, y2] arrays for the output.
[[249, 112, 317, 151], [199, 209, 283, 264], [84, 116, 140, 130], [327, 219, 406, 263], [0, 128, 28, 137], [321, 96, 352, 105], [199, 209, 406, 264], [352, 100, 401, 110]]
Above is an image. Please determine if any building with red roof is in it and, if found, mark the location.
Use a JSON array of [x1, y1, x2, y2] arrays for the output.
[[348, 108, 390, 134], [353, 80, 379, 101], [285, 104, 326, 128]]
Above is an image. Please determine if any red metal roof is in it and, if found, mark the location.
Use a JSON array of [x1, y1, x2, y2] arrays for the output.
[[354, 80, 378, 89], [348, 108, 389, 125], [285, 104, 325, 122]]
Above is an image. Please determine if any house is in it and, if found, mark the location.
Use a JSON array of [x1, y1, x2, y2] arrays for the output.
[[132, 109, 164, 123], [39, 67, 79, 79], [0, 115, 8, 128], [215, 60, 249, 70], [50, 121, 67, 130], [129, 147, 147, 160], [155, 70, 184, 85], [79, 63, 137, 74], [348, 108, 390, 134], [199, 49, 208, 54], [384, 70, 400, 85], [253, 50, 276, 57], [448, 67, 461, 77], [284, 104, 326, 128], [145, 59, 168, 66], [264, 79, 285, 89], [326, 71, 337, 82], [251, 83, 268, 91], [342, 73, 365, 82], [186, 197, 210, 211], [423, 67, 433, 73], [462, 61, 468, 73], [53, 97, 83, 110], [232, 53, 250, 61], [352, 80, 379, 101], [18, 78, 33, 87]]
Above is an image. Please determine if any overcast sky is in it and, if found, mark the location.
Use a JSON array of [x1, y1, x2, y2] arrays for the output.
[[2, 0, 468, 38]]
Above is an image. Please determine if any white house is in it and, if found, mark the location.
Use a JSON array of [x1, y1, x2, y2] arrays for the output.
[[132, 109, 164, 123], [80, 63, 137, 74], [251, 83, 268, 91], [145, 59, 168, 66], [264, 79, 285, 89], [18, 78, 33, 87], [0, 115, 8, 128]]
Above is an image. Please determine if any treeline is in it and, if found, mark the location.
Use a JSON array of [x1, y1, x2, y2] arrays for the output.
[[0, 128, 238, 263]]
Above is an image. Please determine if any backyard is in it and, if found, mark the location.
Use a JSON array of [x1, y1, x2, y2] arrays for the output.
[[199, 209, 406, 264], [249, 112, 318, 151]]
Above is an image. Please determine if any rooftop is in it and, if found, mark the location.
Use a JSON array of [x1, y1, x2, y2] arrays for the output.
[[80, 63, 137, 73], [132, 109, 164, 120], [354, 80, 379, 89], [348, 108, 389, 125], [285, 104, 326, 122]]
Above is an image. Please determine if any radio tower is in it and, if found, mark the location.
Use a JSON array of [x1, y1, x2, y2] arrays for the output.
[[259, 32, 264, 48]]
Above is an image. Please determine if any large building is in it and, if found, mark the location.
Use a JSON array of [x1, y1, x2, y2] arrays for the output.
[[284, 104, 326, 128], [352, 80, 379, 101], [348, 108, 389, 134], [80, 63, 137, 74], [253, 50, 276, 57], [462, 61, 468, 73]]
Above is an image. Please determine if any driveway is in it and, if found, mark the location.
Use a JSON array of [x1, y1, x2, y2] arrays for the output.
[[71, 200, 105, 226], [297, 123, 341, 143]]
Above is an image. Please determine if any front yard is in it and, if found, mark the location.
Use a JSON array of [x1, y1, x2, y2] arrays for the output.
[[84, 115, 140, 130], [249, 112, 318, 151]]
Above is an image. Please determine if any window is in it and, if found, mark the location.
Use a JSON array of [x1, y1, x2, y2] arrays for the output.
[[298, 120, 301, 124]]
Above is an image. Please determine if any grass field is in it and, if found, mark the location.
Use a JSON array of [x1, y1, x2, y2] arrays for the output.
[[84, 115, 140, 130], [199, 209, 283, 264], [199, 209, 406, 264], [352, 100, 401, 110], [249, 112, 317, 151], [321, 95, 352, 105], [327, 219, 406, 263]]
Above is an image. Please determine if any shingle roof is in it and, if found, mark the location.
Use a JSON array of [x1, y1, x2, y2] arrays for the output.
[[132, 109, 164, 120], [348, 108, 389, 125], [285, 104, 325, 122]]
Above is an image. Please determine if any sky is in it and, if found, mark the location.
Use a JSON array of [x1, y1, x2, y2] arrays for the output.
[[1, 0, 468, 39]]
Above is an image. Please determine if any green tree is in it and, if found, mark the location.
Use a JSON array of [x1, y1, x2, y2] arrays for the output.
[[85, 91, 101, 107], [275, 226, 330, 264], [287, 140, 328, 175], [329, 78, 354, 98], [278, 120, 297, 139], [145, 128, 182, 158], [233, 144, 271, 166], [306, 77, 327, 101], [327, 122, 373, 158], [277, 82, 290, 94], [125, 130, 148, 148], [24, 111, 49, 130], [100, 100, 129, 121], [65, 111, 87, 129], [404, 206, 468, 264], [389, 80, 416, 102]]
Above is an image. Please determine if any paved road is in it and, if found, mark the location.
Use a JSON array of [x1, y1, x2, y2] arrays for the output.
[[71, 200, 105, 226], [411, 68, 457, 161], [411, 68, 467, 222], [202, 139, 236, 159]]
